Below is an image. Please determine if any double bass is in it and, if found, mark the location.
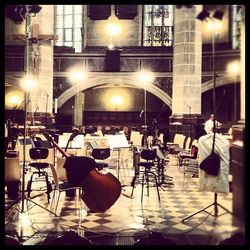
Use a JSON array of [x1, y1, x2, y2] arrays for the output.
[[43, 131, 121, 212]]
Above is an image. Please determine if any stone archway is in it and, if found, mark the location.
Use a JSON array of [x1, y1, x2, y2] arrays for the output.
[[57, 73, 238, 110], [57, 73, 172, 109], [201, 75, 240, 93]]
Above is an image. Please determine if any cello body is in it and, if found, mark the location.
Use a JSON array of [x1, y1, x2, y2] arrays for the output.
[[63, 155, 121, 212], [42, 131, 122, 212]]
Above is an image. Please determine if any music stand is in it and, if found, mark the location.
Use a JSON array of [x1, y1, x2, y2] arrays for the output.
[[105, 133, 130, 180], [5, 8, 56, 224]]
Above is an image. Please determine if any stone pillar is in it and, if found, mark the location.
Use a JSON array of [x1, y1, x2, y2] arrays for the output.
[[170, 5, 204, 140], [28, 5, 54, 115], [73, 92, 85, 126], [240, 6, 245, 121], [231, 5, 245, 222]]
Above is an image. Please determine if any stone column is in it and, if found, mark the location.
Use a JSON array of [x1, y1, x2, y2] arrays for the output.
[[170, 5, 203, 140], [231, 5, 245, 222], [28, 5, 54, 115], [73, 92, 85, 126], [240, 6, 245, 121]]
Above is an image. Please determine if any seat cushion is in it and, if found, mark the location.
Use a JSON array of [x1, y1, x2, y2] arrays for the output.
[[138, 162, 154, 168], [29, 162, 49, 169]]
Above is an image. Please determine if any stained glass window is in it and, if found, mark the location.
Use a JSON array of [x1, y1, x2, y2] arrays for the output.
[[231, 5, 242, 49], [143, 5, 174, 46], [55, 5, 83, 52]]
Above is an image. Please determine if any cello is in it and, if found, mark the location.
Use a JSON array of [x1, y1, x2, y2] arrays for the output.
[[43, 131, 122, 212]]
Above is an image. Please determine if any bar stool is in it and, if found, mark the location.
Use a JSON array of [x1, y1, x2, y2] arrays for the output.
[[27, 147, 52, 203], [131, 148, 160, 203]]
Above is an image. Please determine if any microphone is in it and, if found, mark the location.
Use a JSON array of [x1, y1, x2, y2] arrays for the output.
[[139, 110, 144, 118], [69, 128, 80, 141]]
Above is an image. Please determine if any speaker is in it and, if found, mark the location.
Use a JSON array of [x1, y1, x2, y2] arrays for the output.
[[88, 5, 111, 20], [106, 50, 120, 72], [115, 5, 137, 19]]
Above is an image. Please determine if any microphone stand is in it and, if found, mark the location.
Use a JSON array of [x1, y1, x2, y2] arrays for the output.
[[32, 105, 39, 126], [64, 132, 79, 154], [5, 9, 56, 224], [151, 104, 167, 144], [45, 94, 49, 127]]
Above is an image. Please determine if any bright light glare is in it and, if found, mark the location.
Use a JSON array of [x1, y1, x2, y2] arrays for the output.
[[9, 95, 22, 106], [69, 70, 87, 82], [206, 20, 222, 32], [137, 71, 154, 84], [19, 213, 32, 226], [108, 43, 114, 50], [110, 95, 124, 106], [20, 76, 37, 90], [227, 61, 240, 76], [106, 23, 121, 37]]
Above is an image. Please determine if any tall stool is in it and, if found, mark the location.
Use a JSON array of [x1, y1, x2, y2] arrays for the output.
[[131, 148, 160, 203], [27, 147, 52, 203]]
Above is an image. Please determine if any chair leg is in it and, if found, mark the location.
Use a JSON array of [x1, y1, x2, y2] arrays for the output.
[[50, 189, 56, 211], [141, 173, 145, 203], [146, 170, 150, 196], [27, 174, 34, 198], [55, 191, 61, 215], [154, 173, 161, 202], [44, 173, 51, 203], [131, 172, 138, 197]]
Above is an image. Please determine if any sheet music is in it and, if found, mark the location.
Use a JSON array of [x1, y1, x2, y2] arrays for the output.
[[58, 134, 70, 148], [84, 135, 109, 148], [130, 131, 143, 147], [105, 133, 129, 149], [71, 134, 84, 148]]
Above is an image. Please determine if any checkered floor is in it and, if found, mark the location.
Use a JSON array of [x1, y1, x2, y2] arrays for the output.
[[5, 152, 245, 245]]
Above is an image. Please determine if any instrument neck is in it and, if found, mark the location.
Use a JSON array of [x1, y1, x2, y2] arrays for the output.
[[43, 131, 70, 158]]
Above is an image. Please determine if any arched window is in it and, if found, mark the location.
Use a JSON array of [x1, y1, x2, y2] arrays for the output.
[[231, 5, 242, 49], [143, 5, 174, 46], [54, 5, 83, 52]]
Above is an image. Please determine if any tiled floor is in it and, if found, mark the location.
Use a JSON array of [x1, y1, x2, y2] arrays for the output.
[[5, 151, 245, 245]]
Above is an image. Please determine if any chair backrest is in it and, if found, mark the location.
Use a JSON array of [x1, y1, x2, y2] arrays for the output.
[[92, 148, 110, 160], [173, 134, 184, 146], [158, 133, 164, 144], [184, 137, 191, 150], [56, 157, 67, 181], [178, 135, 186, 148], [140, 149, 156, 161], [190, 145, 198, 158], [29, 147, 49, 160], [191, 139, 198, 148], [228, 127, 232, 135]]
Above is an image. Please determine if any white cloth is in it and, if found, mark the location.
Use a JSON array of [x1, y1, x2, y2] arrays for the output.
[[204, 119, 221, 134], [198, 133, 230, 193]]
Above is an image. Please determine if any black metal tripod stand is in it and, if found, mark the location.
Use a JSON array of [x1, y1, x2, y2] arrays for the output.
[[182, 193, 232, 222]]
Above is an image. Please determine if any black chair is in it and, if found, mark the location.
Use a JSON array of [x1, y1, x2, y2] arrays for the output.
[[92, 148, 110, 170], [131, 148, 160, 203], [179, 144, 198, 168], [27, 147, 52, 203]]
